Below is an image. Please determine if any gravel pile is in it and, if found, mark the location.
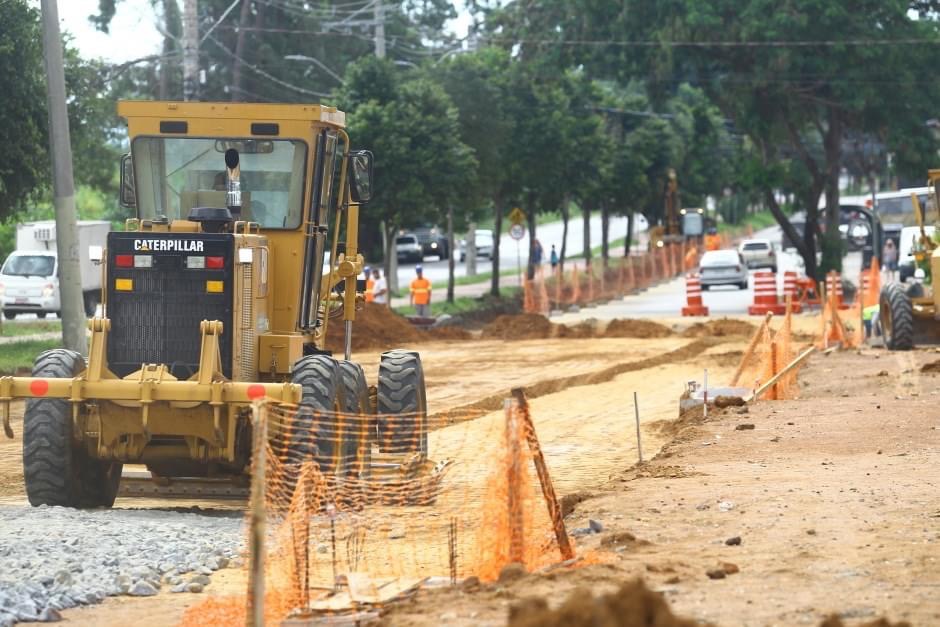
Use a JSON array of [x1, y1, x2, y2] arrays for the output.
[[0, 505, 244, 625]]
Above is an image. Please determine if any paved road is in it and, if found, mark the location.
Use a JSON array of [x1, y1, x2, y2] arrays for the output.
[[552, 226, 863, 322], [394, 214, 646, 287]]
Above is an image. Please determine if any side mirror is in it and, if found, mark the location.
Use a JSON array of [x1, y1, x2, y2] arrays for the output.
[[348, 150, 373, 204], [120, 153, 136, 208]]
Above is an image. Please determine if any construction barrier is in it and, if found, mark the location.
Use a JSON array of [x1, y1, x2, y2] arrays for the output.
[[858, 257, 881, 309], [732, 306, 804, 401], [825, 271, 849, 310], [681, 273, 709, 316], [181, 395, 578, 626], [747, 271, 786, 316]]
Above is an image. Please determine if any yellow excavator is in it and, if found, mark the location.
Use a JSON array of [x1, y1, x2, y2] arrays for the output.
[[0, 101, 428, 506]]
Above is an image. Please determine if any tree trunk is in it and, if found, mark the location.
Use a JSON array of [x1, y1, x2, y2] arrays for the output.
[[158, 0, 180, 99], [559, 201, 569, 273], [466, 221, 476, 277], [820, 109, 844, 274], [600, 203, 610, 268], [384, 223, 398, 299], [490, 198, 503, 297], [231, 0, 253, 101], [582, 205, 591, 265], [526, 195, 537, 281], [446, 206, 455, 303], [625, 212, 634, 257]]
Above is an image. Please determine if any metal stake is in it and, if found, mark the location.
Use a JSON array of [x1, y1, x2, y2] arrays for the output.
[[633, 391, 643, 464], [703, 369, 709, 418]]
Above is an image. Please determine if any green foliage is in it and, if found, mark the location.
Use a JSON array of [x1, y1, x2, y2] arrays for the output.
[[0, 339, 61, 375]]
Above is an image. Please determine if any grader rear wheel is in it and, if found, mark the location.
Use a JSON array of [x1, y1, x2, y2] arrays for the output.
[[880, 282, 914, 351], [290, 354, 348, 475], [339, 360, 371, 480], [377, 350, 428, 457], [23, 349, 122, 508]]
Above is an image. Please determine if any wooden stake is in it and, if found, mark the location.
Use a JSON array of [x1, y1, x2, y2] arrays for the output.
[[247, 402, 267, 627], [747, 346, 817, 402], [505, 399, 524, 564], [510, 388, 574, 561]]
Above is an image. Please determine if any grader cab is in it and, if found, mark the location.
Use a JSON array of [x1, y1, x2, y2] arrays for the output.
[[0, 101, 428, 507], [879, 169, 940, 349]]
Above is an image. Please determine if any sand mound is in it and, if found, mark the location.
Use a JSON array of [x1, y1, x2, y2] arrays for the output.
[[682, 318, 756, 338], [326, 303, 424, 352], [508, 579, 702, 627], [603, 319, 673, 339], [920, 360, 940, 373], [556, 321, 597, 339], [481, 314, 555, 340], [426, 326, 473, 341]]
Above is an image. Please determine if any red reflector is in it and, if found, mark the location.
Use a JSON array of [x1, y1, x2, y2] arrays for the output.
[[206, 256, 225, 269], [115, 255, 133, 267], [30, 380, 49, 397]]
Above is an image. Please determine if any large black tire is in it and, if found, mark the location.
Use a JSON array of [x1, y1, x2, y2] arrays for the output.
[[880, 282, 914, 351], [23, 350, 122, 507], [2, 311, 14, 320], [339, 360, 371, 479], [36, 312, 47, 320], [377, 350, 428, 457], [83, 291, 99, 317], [290, 355, 347, 474]]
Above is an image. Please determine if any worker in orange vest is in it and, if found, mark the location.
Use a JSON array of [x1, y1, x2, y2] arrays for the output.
[[704, 228, 721, 251], [410, 265, 432, 317], [363, 265, 375, 302]]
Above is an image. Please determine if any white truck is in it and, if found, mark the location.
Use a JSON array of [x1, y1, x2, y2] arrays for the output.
[[0, 220, 110, 320]]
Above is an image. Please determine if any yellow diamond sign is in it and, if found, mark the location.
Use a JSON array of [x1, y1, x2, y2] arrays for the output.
[[508, 207, 526, 226]]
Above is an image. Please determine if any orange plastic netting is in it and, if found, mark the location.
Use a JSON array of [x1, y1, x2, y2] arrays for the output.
[[181, 397, 574, 625], [731, 305, 805, 401]]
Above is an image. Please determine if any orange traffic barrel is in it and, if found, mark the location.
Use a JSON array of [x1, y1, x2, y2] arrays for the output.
[[782, 271, 803, 313], [825, 271, 850, 310], [681, 273, 709, 316], [748, 271, 786, 315]]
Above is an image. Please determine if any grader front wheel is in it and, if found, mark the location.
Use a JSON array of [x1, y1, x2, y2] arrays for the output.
[[23, 350, 122, 508], [880, 282, 914, 351]]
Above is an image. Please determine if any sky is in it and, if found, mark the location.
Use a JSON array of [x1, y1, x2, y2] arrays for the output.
[[39, 1, 470, 65]]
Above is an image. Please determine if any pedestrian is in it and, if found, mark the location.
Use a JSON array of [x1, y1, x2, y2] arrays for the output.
[[863, 304, 880, 339], [550, 244, 559, 271], [882, 239, 898, 280], [410, 265, 432, 317], [363, 265, 375, 303], [533, 238, 544, 265], [371, 268, 388, 305]]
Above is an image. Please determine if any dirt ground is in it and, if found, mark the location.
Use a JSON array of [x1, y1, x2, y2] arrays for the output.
[[385, 346, 940, 627], [8, 313, 935, 626]]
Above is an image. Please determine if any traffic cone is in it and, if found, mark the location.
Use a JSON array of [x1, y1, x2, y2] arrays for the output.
[[681, 273, 709, 316], [782, 271, 803, 313], [748, 271, 786, 315]]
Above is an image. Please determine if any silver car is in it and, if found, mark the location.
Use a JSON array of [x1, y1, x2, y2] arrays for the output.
[[737, 238, 777, 271], [395, 234, 423, 263], [699, 249, 749, 290]]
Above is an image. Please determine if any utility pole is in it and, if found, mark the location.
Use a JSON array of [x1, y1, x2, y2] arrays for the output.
[[182, 0, 199, 100], [40, 0, 87, 355], [374, 1, 386, 58]]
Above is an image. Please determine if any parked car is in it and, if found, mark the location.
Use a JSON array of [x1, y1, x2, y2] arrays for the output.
[[737, 238, 777, 272], [898, 225, 936, 282], [413, 225, 449, 259], [699, 249, 749, 290], [459, 229, 495, 261], [395, 234, 423, 263]]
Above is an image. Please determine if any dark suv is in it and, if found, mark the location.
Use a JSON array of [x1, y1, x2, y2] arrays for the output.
[[413, 225, 449, 259]]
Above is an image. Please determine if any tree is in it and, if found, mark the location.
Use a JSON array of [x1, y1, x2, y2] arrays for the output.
[[0, 1, 48, 218], [338, 57, 476, 293]]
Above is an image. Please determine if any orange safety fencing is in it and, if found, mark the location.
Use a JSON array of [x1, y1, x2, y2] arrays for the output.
[[181, 394, 577, 626], [731, 302, 804, 401], [522, 241, 694, 314]]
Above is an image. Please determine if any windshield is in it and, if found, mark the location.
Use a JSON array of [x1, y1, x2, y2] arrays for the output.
[[132, 137, 308, 229], [396, 237, 417, 245], [742, 242, 769, 251], [878, 194, 932, 227], [2, 254, 55, 278]]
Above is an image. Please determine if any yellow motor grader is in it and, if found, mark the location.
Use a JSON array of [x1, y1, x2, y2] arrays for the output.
[[879, 169, 940, 349], [0, 101, 427, 507]]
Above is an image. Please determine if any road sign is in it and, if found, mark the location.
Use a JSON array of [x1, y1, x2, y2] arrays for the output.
[[508, 207, 526, 226], [509, 223, 526, 240]]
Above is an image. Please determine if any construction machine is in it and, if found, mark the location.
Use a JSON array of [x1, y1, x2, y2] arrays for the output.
[[879, 169, 940, 349], [0, 101, 428, 506]]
